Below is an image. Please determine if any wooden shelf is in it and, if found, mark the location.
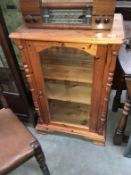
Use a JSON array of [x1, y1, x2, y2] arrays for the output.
[[40, 47, 94, 67], [43, 64, 93, 83], [46, 81, 92, 104], [49, 100, 90, 126], [41, 47, 94, 83]]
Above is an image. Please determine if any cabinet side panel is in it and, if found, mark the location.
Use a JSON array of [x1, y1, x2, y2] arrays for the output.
[[89, 45, 107, 133], [97, 45, 120, 135]]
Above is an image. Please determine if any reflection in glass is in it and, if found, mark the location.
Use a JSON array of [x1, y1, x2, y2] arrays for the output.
[[0, 44, 18, 93], [40, 47, 94, 127]]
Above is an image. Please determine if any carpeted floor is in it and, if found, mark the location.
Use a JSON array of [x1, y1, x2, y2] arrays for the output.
[[9, 91, 131, 175]]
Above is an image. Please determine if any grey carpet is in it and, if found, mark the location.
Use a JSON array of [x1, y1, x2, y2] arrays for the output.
[[10, 91, 131, 175]]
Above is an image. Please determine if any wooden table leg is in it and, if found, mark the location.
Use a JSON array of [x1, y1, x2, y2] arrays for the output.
[[113, 99, 131, 145]]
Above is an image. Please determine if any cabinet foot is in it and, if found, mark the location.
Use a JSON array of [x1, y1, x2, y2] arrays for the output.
[[37, 131, 48, 135], [36, 123, 105, 144], [92, 140, 105, 146]]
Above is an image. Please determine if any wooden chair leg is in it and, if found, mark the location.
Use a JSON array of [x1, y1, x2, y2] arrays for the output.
[[31, 141, 50, 175], [0, 85, 9, 108], [112, 89, 123, 112], [113, 99, 131, 145]]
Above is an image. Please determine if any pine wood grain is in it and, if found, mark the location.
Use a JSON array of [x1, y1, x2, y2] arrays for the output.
[[10, 14, 124, 44], [46, 81, 92, 104], [43, 64, 93, 83], [36, 123, 105, 143], [43, 0, 92, 2], [49, 100, 90, 126]]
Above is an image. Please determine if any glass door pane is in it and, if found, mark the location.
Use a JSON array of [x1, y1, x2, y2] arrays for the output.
[[40, 47, 94, 127], [0, 0, 24, 67], [0, 44, 18, 93]]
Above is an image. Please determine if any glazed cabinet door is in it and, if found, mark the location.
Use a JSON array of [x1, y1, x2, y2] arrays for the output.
[[39, 45, 95, 127], [25, 41, 107, 132]]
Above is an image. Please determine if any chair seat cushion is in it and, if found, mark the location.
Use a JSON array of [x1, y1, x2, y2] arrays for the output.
[[0, 108, 36, 174]]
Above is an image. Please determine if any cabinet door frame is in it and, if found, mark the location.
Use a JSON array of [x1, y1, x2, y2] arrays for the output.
[[23, 40, 108, 132]]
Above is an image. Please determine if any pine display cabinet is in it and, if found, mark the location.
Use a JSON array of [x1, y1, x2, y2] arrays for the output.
[[10, 14, 124, 144]]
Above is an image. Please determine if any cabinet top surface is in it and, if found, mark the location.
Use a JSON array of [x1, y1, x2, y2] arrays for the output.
[[10, 14, 125, 44]]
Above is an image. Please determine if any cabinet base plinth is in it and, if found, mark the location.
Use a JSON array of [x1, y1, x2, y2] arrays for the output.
[[92, 140, 105, 146], [36, 123, 105, 144]]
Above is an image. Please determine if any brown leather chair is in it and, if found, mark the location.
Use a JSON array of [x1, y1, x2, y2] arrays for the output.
[[0, 91, 50, 174], [113, 39, 131, 145]]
